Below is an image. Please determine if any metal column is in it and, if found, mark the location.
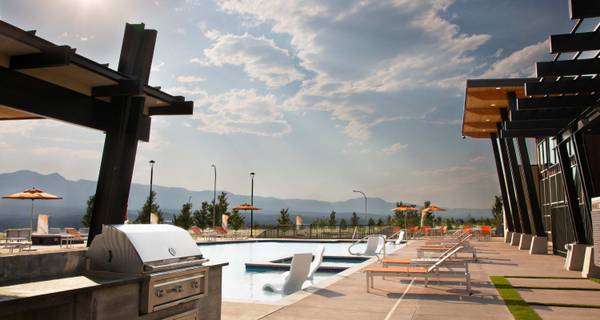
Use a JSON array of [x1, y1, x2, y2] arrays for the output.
[[516, 137, 546, 236], [499, 136, 523, 233], [505, 137, 532, 234], [491, 135, 515, 232]]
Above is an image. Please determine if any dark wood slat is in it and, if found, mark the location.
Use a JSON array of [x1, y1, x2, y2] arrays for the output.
[[569, 0, 600, 19], [148, 101, 193, 116], [536, 59, 600, 77], [550, 32, 600, 54], [9, 45, 71, 69], [517, 95, 599, 109], [525, 78, 600, 95]]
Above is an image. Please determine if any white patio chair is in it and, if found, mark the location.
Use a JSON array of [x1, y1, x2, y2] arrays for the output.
[[348, 235, 386, 258], [263, 253, 312, 295], [283, 245, 325, 281]]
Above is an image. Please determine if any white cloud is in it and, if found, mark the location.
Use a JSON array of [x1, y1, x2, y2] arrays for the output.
[[177, 75, 205, 83], [469, 156, 486, 163], [480, 40, 548, 78], [193, 88, 291, 137], [31, 146, 100, 160], [382, 143, 408, 155], [203, 32, 304, 88], [189, 57, 202, 64], [151, 61, 165, 72]]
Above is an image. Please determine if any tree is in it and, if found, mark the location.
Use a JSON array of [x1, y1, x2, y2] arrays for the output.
[[277, 208, 292, 226], [328, 210, 337, 227], [351, 212, 360, 227], [491, 195, 503, 226], [368, 218, 375, 226], [228, 210, 245, 231], [193, 201, 211, 229], [81, 194, 95, 227], [135, 191, 164, 223], [173, 202, 194, 230], [376, 218, 384, 226], [339, 218, 348, 228]]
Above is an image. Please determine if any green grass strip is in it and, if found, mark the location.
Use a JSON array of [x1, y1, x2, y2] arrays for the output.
[[591, 278, 600, 284], [490, 276, 542, 320], [528, 302, 600, 309], [504, 275, 585, 280], [512, 286, 600, 291]]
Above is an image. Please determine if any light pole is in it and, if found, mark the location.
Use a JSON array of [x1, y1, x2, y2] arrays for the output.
[[353, 190, 367, 224], [211, 164, 217, 229], [250, 172, 255, 237], [149, 160, 155, 224]]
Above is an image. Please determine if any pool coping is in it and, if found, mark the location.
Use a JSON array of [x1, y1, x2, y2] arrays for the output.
[[220, 241, 407, 307]]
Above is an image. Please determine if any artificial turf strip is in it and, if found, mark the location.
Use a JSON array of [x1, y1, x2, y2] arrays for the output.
[[490, 276, 542, 320], [591, 278, 600, 284], [503, 275, 585, 280], [528, 302, 600, 309]]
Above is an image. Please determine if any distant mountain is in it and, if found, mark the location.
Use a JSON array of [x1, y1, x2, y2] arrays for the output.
[[0, 170, 492, 228]]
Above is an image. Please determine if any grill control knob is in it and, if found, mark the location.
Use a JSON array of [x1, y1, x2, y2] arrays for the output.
[[191, 281, 199, 289], [155, 289, 164, 297], [176, 285, 183, 293]]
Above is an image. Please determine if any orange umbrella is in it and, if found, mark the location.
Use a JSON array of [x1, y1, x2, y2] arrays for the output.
[[391, 205, 417, 229], [2, 187, 62, 235], [421, 205, 445, 226], [232, 203, 261, 211]]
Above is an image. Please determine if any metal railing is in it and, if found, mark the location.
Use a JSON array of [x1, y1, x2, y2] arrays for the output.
[[256, 225, 394, 239]]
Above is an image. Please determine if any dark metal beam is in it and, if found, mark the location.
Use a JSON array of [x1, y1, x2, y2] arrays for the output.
[[550, 32, 600, 54], [556, 136, 588, 244], [509, 107, 586, 121], [491, 135, 515, 232], [517, 137, 545, 236], [525, 78, 600, 96], [505, 137, 533, 234], [536, 59, 600, 78], [572, 132, 594, 214], [517, 95, 599, 110], [91, 79, 143, 97], [503, 119, 572, 131], [500, 128, 559, 138], [569, 0, 600, 19], [499, 137, 523, 233]]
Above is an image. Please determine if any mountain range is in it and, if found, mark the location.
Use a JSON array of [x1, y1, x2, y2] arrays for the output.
[[0, 170, 492, 229]]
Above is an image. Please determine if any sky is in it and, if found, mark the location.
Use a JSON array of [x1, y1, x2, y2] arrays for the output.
[[0, 0, 575, 208]]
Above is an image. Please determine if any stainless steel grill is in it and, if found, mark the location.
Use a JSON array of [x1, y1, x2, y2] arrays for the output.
[[87, 224, 209, 314]]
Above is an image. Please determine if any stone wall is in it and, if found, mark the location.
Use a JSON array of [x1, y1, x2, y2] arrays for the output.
[[0, 249, 87, 285]]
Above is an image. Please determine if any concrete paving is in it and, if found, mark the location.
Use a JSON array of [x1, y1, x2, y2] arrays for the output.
[[222, 238, 600, 320]]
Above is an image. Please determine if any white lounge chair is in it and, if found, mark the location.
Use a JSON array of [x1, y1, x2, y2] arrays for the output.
[[283, 245, 325, 281], [349, 235, 386, 257], [391, 231, 405, 245], [263, 253, 312, 295]]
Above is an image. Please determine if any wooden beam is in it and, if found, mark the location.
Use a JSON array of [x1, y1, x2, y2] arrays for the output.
[[10, 46, 71, 69], [525, 78, 600, 95], [550, 32, 600, 54], [569, 0, 600, 19], [148, 101, 193, 116], [536, 59, 600, 78], [91, 79, 143, 97], [0, 66, 113, 130], [517, 95, 598, 109]]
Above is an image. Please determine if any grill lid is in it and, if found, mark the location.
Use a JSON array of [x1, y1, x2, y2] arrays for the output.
[[87, 224, 202, 273]]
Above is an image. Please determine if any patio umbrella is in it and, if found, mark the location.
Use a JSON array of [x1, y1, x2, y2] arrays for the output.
[[420, 205, 445, 227], [391, 205, 418, 229], [2, 187, 62, 236], [232, 203, 261, 236]]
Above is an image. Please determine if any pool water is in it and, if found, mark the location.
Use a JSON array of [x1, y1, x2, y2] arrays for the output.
[[197, 241, 372, 301]]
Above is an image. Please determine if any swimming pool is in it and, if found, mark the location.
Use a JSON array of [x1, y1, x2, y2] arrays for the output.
[[197, 240, 376, 301]]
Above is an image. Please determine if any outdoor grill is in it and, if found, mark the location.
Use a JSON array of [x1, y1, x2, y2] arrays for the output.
[[87, 224, 209, 315]]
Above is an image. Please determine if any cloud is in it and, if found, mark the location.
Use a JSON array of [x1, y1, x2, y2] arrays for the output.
[[177, 75, 205, 83], [479, 40, 548, 78], [202, 32, 304, 88], [31, 146, 101, 160], [216, 0, 491, 141], [193, 88, 291, 137], [414, 165, 476, 177], [151, 61, 165, 72], [189, 57, 202, 64], [469, 156, 486, 163], [382, 143, 408, 155]]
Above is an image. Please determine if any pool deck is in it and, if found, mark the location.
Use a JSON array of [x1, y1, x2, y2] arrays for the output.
[[222, 238, 600, 320]]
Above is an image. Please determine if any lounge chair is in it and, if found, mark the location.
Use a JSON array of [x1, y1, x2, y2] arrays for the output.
[[366, 246, 471, 295], [417, 234, 476, 260], [382, 241, 474, 266], [283, 245, 325, 281], [263, 253, 312, 295], [189, 226, 203, 240], [348, 235, 386, 258]]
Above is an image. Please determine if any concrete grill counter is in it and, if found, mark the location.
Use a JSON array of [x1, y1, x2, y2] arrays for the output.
[[0, 225, 227, 320]]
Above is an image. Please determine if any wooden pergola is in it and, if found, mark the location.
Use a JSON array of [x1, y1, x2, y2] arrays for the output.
[[461, 0, 600, 251], [0, 20, 193, 244]]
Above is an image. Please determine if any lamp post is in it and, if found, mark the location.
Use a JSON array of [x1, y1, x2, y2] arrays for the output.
[[353, 190, 367, 223], [250, 172, 255, 237], [149, 160, 155, 224], [211, 164, 217, 229]]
